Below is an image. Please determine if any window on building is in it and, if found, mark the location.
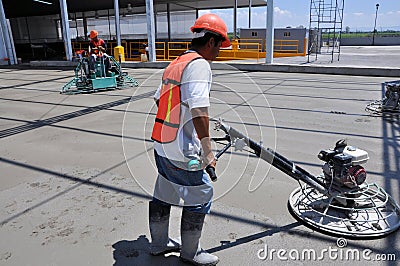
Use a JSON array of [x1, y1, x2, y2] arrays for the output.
[[284, 32, 291, 37], [251, 31, 258, 37]]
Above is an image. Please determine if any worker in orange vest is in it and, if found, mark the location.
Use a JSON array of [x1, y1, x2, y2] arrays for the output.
[[88, 30, 110, 75], [149, 13, 230, 266]]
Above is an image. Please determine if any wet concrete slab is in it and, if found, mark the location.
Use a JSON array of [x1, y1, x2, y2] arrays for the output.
[[0, 67, 399, 265]]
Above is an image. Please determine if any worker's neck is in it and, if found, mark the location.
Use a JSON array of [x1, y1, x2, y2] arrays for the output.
[[191, 47, 211, 61]]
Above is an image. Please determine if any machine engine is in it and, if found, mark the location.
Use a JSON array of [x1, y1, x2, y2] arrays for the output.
[[318, 140, 369, 188]]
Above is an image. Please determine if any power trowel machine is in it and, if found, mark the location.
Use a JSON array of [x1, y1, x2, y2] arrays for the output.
[[60, 52, 138, 94], [366, 80, 400, 116], [206, 119, 400, 238]]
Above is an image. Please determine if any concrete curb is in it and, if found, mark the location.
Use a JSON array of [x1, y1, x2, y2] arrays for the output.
[[210, 62, 400, 77], [30, 60, 77, 68], [27, 60, 400, 77]]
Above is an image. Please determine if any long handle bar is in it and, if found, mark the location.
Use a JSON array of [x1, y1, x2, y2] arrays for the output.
[[211, 120, 328, 194]]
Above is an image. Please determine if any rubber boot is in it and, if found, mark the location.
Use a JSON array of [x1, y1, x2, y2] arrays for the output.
[[180, 209, 219, 266], [148, 201, 181, 255]]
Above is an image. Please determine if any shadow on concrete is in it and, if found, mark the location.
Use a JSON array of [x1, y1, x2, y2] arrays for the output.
[[0, 90, 154, 139], [381, 83, 400, 266], [0, 116, 153, 143], [0, 152, 153, 226], [206, 221, 302, 254], [112, 235, 184, 266], [211, 101, 369, 117], [225, 119, 384, 141], [0, 75, 71, 90]]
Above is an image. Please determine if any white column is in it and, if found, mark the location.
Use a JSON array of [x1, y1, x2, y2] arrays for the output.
[[265, 0, 274, 64], [114, 0, 121, 46], [0, 0, 16, 64], [145, 0, 156, 62], [59, 0, 73, 61]]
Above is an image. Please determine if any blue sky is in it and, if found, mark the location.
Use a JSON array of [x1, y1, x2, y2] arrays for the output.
[[199, 0, 400, 32]]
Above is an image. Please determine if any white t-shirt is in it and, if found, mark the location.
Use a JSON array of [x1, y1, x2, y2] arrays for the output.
[[153, 55, 212, 163]]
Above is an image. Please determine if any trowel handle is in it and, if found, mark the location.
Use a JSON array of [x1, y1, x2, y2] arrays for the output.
[[206, 165, 217, 182], [206, 140, 231, 182]]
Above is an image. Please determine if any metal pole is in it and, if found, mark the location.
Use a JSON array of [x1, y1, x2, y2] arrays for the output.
[[0, 20, 7, 63], [26, 17, 31, 43], [114, 0, 121, 46], [59, 0, 73, 61], [108, 9, 112, 40], [372, 3, 379, 46], [74, 13, 78, 40], [145, 0, 156, 62], [167, 3, 171, 42], [82, 12, 88, 41], [249, 0, 252, 28], [265, 0, 274, 64], [0, 0, 16, 64], [154, 5, 157, 40], [6, 20, 17, 64], [234, 0, 237, 38]]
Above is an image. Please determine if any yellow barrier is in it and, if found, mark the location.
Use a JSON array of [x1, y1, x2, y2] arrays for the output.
[[274, 39, 299, 53], [218, 41, 262, 62], [156, 42, 166, 61], [126, 41, 166, 61], [72, 41, 89, 54], [71, 38, 306, 62], [168, 42, 190, 60], [128, 41, 145, 61], [273, 39, 307, 57], [107, 41, 128, 59], [72, 41, 129, 58], [239, 38, 265, 50]]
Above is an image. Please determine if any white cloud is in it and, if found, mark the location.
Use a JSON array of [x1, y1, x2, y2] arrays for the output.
[[274, 7, 291, 16], [353, 12, 364, 16]]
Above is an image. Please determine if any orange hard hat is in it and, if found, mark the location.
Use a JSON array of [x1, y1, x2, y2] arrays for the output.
[[89, 30, 98, 39], [190, 13, 230, 48]]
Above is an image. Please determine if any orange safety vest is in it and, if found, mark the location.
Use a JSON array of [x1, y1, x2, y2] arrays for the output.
[[151, 51, 203, 143], [89, 39, 106, 55]]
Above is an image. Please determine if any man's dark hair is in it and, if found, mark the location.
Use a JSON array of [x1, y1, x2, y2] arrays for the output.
[[190, 29, 225, 48]]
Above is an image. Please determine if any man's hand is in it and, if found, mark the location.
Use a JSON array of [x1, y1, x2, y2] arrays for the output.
[[191, 107, 216, 168], [94, 46, 105, 52], [200, 137, 215, 168], [209, 158, 217, 168]]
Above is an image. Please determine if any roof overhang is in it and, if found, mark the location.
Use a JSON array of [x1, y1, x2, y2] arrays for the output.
[[3, 0, 267, 18]]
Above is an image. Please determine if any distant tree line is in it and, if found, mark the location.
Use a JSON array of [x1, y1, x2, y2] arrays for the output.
[[321, 27, 400, 38]]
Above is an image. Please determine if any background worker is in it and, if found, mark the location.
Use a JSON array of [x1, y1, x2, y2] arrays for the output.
[[149, 13, 230, 266], [143, 43, 149, 61], [88, 30, 110, 74]]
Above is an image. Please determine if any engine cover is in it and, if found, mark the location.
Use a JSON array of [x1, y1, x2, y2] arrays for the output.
[[342, 146, 369, 165]]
